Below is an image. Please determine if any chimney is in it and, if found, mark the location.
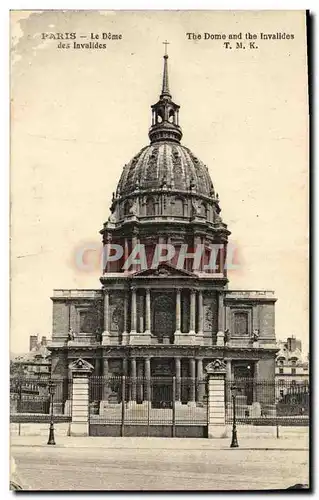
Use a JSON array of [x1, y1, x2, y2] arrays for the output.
[[287, 336, 297, 352], [29, 335, 38, 351], [41, 336, 47, 346]]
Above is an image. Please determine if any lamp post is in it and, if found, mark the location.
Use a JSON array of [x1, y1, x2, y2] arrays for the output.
[[230, 384, 239, 448], [47, 380, 56, 445]]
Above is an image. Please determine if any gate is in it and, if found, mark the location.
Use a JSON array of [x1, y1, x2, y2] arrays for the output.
[[89, 375, 208, 437]]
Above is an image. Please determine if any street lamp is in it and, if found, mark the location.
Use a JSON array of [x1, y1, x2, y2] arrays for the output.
[[47, 380, 56, 445], [230, 384, 240, 448]]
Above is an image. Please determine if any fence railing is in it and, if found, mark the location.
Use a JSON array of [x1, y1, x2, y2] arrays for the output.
[[10, 376, 72, 422], [225, 378, 309, 425], [10, 374, 309, 427]]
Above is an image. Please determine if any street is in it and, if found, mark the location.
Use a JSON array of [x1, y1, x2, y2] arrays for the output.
[[12, 438, 309, 491]]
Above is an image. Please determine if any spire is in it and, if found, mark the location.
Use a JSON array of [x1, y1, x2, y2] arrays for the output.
[[161, 41, 171, 99], [148, 44, 182, 144]]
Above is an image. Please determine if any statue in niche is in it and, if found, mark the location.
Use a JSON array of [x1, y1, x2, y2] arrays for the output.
[[68, 327, 75, 341], [95, 327, 102, 342], [204, 304, 213, 331], [111, 301, 124, 332], [191, 198, 201, 217], [108, 210, 117, 223], [129, 199, 138, 216]]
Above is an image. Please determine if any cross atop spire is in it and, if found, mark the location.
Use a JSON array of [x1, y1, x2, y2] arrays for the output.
[[161, 40, 171, 99], [163, 40, 170, 57]]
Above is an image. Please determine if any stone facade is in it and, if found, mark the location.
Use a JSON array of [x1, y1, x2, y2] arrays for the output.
[[275, 336, 309, 400], [48, 52, 278, 416]]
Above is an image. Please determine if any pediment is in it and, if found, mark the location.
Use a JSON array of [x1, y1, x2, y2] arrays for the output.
[[69, 357, 94, 373], [133, 263, 196, 278], [205, 359, 227, 374]]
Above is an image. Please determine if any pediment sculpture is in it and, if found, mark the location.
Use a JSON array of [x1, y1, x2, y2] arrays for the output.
[[205, 358, 227, 374]]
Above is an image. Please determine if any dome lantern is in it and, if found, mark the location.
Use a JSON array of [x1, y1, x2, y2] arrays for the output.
[[149, 44, 182, 144]]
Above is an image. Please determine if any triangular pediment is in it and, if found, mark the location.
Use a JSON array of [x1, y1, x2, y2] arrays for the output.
[[69, 357, 94, 373], [133, 262, 196, 278], [205, 359, 227, 374]]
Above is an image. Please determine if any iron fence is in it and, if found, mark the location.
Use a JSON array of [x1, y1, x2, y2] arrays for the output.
[[10, 375, 72, 423], [89, 376, 208, 436], [10, 374, 309, 428], [225, 378, 309, 426]]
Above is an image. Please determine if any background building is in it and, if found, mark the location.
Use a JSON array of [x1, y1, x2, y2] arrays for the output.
[[11, 335, 51, 378], [275, 336, 309, 401], [48, 53, 278, 418], [10, 335, 51, 414]]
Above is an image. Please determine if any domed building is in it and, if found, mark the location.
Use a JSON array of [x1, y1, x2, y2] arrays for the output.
[[49, 52, 278, 430]]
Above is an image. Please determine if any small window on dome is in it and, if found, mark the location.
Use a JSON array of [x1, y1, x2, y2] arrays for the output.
[[168, 109, 175, 124], [146, 197, 156, 216], [123, 201, 130, 216], [174, 197, 184, 216]]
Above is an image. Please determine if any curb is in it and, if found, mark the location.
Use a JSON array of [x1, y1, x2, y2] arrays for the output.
[[11, 443, 308, 451]]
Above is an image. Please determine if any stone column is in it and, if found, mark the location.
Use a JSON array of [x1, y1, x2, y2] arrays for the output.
[[175, 289, 181, 334], [130, 357, 137, 403], [131, 288, 137, 333], [196, 358, 205, 403], [145, 288, 151, 333], [104, 234, 111, 273], [206, 359, 227, 439], [131, 234, 138, 272], [101, 357, 109, 402], [190, 290, 196, 334], [102, 289, 110, 345], [198, 290, 204, 336], [124, 238, 129, 272], [175, 357, 181, 403], [217, 292, 225, 332], [122, 292, 129, 345], [144, 357, 151, 402], [189, 358, 196, 406], [69, 358, 94, 437]]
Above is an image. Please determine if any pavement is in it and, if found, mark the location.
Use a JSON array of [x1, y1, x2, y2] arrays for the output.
[[11, 434, 309, 491], [11, 434, 309, 450]]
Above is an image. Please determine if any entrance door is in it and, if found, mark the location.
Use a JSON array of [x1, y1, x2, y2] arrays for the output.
[[152, 295, 175, 343], [151, 358, 174, 408]]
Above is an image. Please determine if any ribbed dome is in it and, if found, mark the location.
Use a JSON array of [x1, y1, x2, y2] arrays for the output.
[[117, 142, 214, 198]]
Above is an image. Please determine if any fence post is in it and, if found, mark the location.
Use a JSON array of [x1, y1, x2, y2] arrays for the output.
[[121, 376, 126, 437], [69, 358, 94, 437], [205, 359, 227, 439], [172, 377, 176, 438]]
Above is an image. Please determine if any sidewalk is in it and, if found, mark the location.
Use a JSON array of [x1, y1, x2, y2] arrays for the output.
[[11, 434, 309, 451]]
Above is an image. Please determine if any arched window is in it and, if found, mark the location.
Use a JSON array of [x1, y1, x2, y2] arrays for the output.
[[146, 197, 156, 216], [123, 200, 130, 217], [168, 109, 175, 124], [174, 197, 184, 216], [201, 202, 208, 218], [152, 295, 175, 343]]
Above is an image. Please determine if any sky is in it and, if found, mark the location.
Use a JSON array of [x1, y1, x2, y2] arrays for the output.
[[10, 10, 309, 354]]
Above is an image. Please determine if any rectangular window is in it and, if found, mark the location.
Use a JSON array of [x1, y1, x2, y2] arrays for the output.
[[234, 312, 249, 336], [279, 368, 284, 374], [291, 368, 296, 375]]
